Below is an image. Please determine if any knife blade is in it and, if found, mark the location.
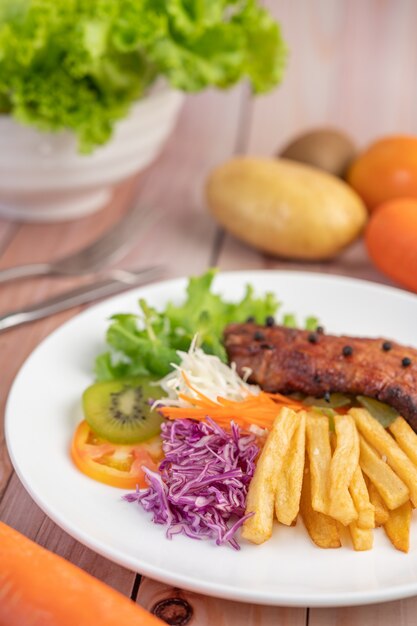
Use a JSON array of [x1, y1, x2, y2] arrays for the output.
[[0, 266, 164, 333]]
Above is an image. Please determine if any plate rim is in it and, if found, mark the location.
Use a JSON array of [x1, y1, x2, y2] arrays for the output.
[[5, 269, 417, 608]]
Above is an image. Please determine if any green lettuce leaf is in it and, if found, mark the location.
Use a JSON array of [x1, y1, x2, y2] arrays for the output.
[[95, 268, 280, 380]]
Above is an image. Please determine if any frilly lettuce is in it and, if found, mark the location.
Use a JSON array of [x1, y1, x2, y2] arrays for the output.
[[0, 0, 287, 152], [95, 268, 280, 380]]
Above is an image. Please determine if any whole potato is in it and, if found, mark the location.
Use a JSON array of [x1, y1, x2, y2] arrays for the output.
[[206, 157, 367, 260]]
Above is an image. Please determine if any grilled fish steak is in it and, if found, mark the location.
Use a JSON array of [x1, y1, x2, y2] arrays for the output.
[[224, 323, 417, 431]]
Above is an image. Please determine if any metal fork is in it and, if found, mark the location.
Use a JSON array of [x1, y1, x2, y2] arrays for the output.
[[0, 202, 160, 284], [0, 265, 164, 333]]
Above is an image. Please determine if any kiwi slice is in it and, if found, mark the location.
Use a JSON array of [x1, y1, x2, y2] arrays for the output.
[[82, 377, 164, 444]]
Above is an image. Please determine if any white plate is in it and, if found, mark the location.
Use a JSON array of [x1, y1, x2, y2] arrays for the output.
[[6, 271, 417, 607]]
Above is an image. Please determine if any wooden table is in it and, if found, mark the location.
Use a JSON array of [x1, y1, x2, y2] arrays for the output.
[[2, 2, 417, 623]]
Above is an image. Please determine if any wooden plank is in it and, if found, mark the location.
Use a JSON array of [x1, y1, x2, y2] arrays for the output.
[[0, 176, 141, 496], [0, 175, 139, 274], [0, 221, 18, 256], [217, 234, 392, 286], [249, 0, 417, 156], [137, 578, 306, 626], [309, 599, 417, 626], [118, 88, 248, 278]]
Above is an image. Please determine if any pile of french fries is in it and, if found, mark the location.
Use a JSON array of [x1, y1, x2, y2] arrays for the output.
[[242, 406, 417, 552]]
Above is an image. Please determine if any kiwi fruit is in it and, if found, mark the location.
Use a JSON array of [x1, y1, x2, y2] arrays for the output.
[[279, 128, 356, 178], [82, 377, 164, 444]]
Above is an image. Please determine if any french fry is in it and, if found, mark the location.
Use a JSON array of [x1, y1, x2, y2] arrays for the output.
[[384, 501, 412, 553], [306, 413, 332, 514], [328, 415, 359, 526], [349, 466, 375, 529], [359, 435, 409, 510], [367, 479, 389, 526], [242, 407, 299, 544], [242, 403, 416, 552], [300, 460, 341, 549], [349, 521, 373, 551], [351, 408, 417, 507], [275, 411, 306, 526], [389, 416, 417, 468]]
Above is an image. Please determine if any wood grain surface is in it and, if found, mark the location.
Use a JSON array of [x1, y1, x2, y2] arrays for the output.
[[1, 2, 417, 624]]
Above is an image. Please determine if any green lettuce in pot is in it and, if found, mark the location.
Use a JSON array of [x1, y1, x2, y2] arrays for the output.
[[0, 0, 287, 152]]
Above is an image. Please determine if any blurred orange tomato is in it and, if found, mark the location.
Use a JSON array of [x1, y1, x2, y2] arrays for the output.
[[365, 198, 417, 292], [348, 136, 417, 211], [71, 420, 162, 489]]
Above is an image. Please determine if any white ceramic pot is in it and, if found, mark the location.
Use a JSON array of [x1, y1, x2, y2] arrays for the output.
[[0, 85, 184, 222]]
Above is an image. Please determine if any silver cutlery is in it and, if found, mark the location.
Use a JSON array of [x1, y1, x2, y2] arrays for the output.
[[0, 265, 164, 333], [0, 203, 160, 284]]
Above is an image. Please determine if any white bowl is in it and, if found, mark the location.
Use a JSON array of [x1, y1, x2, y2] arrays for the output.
[[0, 85, 184, 222]]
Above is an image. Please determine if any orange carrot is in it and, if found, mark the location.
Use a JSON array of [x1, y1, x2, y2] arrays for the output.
[[161, 389, 303, 430], [0, 521, 164, 626]]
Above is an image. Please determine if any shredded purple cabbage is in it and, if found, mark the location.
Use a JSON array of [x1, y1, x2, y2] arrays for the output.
[[124, 418, 259, 549]]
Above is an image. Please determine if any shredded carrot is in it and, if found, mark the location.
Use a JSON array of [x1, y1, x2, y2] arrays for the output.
[[161, 387, 303, 431]]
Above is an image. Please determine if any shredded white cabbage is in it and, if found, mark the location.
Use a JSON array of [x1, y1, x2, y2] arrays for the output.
[[156, 337, 260, 407]]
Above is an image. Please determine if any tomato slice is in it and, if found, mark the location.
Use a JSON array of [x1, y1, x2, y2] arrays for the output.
[[71, 421, 163, 489]]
